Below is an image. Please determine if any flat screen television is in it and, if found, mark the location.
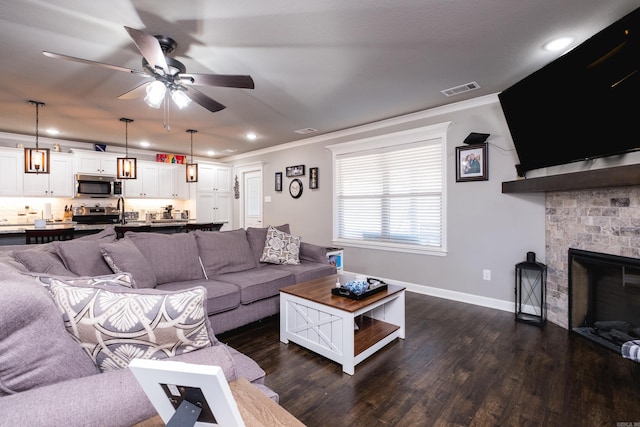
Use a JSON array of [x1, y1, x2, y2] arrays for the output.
[[498, 7, 640, 175]]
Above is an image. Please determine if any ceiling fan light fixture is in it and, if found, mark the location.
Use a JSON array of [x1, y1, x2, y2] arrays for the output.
[[144, 81, 166, 108], [171, 89, 191, 109]]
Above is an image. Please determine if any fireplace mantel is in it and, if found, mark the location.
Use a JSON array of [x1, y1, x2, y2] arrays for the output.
[[502, 164, 640, 193]]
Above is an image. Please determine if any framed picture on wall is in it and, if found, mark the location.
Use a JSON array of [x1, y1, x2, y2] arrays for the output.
[[456, 143, 488, 182], [309, 167, 319, 189], [286, 165, 305, 177], [275, 172, 283, 191]]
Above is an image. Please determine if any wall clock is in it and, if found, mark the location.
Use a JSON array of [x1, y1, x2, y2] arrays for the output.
[[289, 178, 303, 199]]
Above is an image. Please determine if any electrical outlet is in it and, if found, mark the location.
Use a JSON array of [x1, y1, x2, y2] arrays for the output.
[[483, 269, 491, 281]]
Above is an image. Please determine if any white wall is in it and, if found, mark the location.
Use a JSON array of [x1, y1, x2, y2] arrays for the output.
[[227, 95, 546, 309]]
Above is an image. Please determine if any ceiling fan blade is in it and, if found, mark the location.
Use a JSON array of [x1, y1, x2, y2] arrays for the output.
[[43, 51, 146, 76], [183, 87, 226, 113], [124, 26, 168, 74], [180, 73, 255, 89], [118, 81, 152, 99]]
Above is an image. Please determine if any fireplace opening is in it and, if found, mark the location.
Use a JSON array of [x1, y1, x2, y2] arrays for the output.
[[568, 248, 640, 353]]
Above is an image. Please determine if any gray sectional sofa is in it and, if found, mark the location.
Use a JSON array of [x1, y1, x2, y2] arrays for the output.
[[0, 224, 335, 426]]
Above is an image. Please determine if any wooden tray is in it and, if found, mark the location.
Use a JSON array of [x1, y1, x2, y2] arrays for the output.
[[331, 283, 388, 300]]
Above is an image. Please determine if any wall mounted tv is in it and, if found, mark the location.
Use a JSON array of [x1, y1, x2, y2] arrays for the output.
[[498, 7, 640, 175]]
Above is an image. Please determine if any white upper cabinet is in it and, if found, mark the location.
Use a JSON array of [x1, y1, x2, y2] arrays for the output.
[[73, 149, 118, 175], [23, 152, 74, 197], [0, 148, 23, 196]]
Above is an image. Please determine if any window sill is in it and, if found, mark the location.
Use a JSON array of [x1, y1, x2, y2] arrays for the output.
[[333, 239, 446, 257]]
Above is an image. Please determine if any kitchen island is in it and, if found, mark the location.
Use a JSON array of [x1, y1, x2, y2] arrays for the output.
[[0, 221, 224, 246]]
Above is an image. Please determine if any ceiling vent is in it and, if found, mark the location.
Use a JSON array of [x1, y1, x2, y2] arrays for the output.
[[441, 81, 481, 97], [294, 127, 318, 135]]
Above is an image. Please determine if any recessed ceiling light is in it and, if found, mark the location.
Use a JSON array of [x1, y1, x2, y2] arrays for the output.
[[224, 148, 237, 153], [46, 128, 59, 135], [543, 36, 574, 51], [246, 132, 257, 141], [207, 150, 215, 156], [139, 141, 150, 148]]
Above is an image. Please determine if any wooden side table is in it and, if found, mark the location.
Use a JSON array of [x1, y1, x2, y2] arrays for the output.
[[133, 377, 303, 427]]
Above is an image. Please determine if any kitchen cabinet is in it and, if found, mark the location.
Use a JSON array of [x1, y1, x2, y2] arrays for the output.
[[158, 163, 189, 199], [196, 191, 230, 226], [0, 148, 23, 196], [124, 162, 159, 198], [73, 149, 118, 175], [23, 153, 74, 197], [197, 163, 231, 192], [196, 162, 231, 228]]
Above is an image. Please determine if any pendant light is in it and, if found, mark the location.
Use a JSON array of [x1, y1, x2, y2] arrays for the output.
[[116, 118, 137, 179], [24, 100, 50, 174], [186, 129, 198, 183]]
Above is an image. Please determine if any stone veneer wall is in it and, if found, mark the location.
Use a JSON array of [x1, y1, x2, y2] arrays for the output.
[[545, 187, 640, 329]]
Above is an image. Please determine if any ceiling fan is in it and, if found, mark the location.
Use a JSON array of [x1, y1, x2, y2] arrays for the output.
[[43, 26, 254, 115]]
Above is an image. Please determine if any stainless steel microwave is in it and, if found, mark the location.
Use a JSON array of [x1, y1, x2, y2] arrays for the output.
[[74, 174, 122, 198]]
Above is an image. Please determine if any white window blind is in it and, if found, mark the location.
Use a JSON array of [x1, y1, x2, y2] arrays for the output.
[[335, 138, 444, 251]]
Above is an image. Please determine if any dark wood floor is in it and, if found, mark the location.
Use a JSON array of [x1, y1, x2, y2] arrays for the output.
[[218, 292, 640, 427]]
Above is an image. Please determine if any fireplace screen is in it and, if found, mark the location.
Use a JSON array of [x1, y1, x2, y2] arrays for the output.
[[568, 248, 640, 352]]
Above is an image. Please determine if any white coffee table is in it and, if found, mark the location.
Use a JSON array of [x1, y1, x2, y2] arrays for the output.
[[280, 274, 405, 375]]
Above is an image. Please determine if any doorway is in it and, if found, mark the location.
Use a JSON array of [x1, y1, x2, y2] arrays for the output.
[[243, 169, 263, 228]]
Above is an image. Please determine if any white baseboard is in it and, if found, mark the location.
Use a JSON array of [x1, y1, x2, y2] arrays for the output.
[[342, 270, 513, 313]]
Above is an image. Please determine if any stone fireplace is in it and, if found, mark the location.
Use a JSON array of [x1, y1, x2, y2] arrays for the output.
[[545, 187, 640, 329], [568, 248, 640, 351]]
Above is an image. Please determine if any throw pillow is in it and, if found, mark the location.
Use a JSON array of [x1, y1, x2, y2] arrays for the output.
[[48, 282, 215, 373], [38, 272, 135, 290], [246, 224, 291, 265], [99, 239, 157, 289], [55, 240, 114, 277], [12, 249, 75, 276], [260, 226, 301, 265]]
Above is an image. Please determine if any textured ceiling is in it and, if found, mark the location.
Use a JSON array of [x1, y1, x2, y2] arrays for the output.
[[0, 0, 637, 159]]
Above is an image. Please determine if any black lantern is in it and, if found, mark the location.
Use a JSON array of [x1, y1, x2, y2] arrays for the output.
[[515, 251, 547, 327]]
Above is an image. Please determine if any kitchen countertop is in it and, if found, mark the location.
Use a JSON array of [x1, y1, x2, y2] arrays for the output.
[[0, 220, 223, 235]]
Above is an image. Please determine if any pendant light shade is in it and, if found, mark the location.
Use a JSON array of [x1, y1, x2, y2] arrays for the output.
[[117, 118, 137, 179], [24, 100, 50, 174], [186, 129, 198, 183]]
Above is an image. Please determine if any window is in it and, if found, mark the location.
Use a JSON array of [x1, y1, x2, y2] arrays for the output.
[[328, 123, 449, 255]]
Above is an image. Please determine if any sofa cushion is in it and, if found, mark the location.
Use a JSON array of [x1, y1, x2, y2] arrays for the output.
[[214, 268, 294, 304], [126, 232, 205, 285], [12, 249, 75, 276], [260, 226, 301, 265], [0, 266, 99, 397], [55, 240, 114, 277], [100, 239, 157, 289], [270, 262, 337, 284], [195, 229, 257, 276], [48, 281, 216, 373], [156, 279, 241, 316], [246, 224, 291, 266]]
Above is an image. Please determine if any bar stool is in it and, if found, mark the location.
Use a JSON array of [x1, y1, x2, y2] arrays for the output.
[[114, 225, 152, 239], [25, 228, 75, 244], [185, 223, 222, 232]]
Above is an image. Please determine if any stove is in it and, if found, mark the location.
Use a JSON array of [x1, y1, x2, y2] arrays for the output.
[[72, 206, 120, 224]]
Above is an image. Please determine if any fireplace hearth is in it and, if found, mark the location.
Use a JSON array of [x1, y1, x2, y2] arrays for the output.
[[568, 249, 640, 353]]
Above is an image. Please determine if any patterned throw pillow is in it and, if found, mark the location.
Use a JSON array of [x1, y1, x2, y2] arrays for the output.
[[48, 282, 213, 373], [42, 272, 135, 288], [259, 225, 301, 265]]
